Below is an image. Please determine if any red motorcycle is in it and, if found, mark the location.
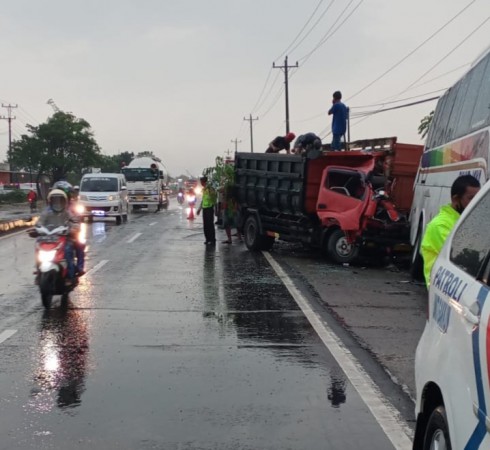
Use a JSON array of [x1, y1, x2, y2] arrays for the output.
[[31, 225, 77, 308]]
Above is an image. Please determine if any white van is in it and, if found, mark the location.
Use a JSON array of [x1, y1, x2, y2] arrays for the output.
[[413, 180, 490, 449], [78, 173, 129, 224]]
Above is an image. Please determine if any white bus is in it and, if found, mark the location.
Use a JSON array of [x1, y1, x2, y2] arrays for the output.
[[410, 48, 490, 278]]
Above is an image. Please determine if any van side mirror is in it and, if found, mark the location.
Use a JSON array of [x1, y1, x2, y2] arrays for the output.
[[121, 186, 127, 191]]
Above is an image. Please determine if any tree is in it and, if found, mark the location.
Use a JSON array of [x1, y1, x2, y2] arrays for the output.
[[8, 111, 101, 183], [99, 151, 135, 173], [203, 156, 235, 190], [418, 110, 434, 139]]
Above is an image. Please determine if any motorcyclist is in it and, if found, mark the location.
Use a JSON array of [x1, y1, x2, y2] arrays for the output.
[[36, 189, 78, 286], [52, 181, 85, 276]]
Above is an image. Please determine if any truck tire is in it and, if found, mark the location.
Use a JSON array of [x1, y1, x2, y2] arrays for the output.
[[327, 229, 359, 264], [244, 215, 262, 251], [410, 223, 424, 281]]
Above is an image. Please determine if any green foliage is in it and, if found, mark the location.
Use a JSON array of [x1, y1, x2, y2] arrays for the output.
[[418, 110, 434, 139], [0, 189, 28, 204], [8, 111, 102, 182], [202, 156, 235, 190], [99, 151, 135, 173]]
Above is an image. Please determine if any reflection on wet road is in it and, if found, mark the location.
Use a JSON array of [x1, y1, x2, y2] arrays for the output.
[[0, 205, 403, 449]]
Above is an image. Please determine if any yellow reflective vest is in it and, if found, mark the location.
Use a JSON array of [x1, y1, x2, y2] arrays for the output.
[[201, 186, 217, 209], [420, 204, 460, 287]]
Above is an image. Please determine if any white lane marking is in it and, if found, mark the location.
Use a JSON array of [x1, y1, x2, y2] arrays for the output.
[[263, 251, 412, 450], [149, 222, 157, 227], [126, 232, 142, 244], [86, 259, 109, 276], [0, 329, 17, 344]]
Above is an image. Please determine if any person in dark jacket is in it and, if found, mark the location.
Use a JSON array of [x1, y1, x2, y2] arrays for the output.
[[265, 132, 296, 154]]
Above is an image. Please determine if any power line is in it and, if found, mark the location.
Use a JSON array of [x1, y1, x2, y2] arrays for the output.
[[254, 70, 281, 114], [284, 0, 336, 58], [274, 0, 327, 61], [397, 15, 490, 96], [346, 0, 478, 103], [297, 0, 362, 65], [260, 85, 285, 119], [350, 95, 441, 118]]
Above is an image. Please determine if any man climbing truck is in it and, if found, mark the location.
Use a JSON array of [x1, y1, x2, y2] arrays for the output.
[[235, 137, 423, 264]]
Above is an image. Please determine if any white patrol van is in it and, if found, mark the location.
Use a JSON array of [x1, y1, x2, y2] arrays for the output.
[[413, 180, 490, 449]]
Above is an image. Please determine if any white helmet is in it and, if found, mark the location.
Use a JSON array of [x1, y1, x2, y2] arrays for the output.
[[47, 189, 68, 213]]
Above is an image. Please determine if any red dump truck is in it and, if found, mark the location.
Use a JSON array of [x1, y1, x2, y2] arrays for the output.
[[235, 137, 423, 263]]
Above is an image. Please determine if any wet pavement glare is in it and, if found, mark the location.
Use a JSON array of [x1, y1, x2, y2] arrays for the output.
[[0, 207, 397, 449]]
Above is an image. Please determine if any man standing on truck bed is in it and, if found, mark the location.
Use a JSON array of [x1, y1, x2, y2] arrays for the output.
[[197, 176, 217, 245], [328, 91, 348, 151], [265, 132, 296, 154], [420, 175, 480, 287]]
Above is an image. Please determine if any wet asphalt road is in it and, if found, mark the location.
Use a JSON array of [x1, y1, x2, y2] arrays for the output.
[[0, 203, 412, 449]]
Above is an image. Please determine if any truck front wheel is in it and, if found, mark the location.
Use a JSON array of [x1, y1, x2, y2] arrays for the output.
[[327, 229, 359, 264]]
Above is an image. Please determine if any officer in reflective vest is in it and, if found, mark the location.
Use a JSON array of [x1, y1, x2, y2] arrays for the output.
[[197, 176, 217, 245]]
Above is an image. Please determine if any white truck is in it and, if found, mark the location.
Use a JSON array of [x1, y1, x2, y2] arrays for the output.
[[121, 157, 170, 211]]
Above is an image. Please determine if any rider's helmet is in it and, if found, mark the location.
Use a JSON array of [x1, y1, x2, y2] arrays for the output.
[[52, 181, 75, 202], [286, 132, 296, 142], [47, 189, 68, 213]]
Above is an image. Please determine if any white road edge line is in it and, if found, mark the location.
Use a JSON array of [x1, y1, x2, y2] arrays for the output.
[[126, 232, 142, 244], [263, 251, 412, 450], [0, 229, 30, 241], [86, 260, 109, 276], [0, 329, 17, 345], [149, 222, 157, 227]]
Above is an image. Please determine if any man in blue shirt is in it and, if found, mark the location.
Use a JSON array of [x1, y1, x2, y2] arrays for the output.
[[328, 91, 348, 151]]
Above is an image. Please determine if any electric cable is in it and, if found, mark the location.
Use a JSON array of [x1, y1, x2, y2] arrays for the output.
[[274, 0, 327, 61], [345, 0, 478, 103]]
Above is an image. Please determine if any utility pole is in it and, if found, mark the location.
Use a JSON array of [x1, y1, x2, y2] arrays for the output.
[[231, 138, 242, 153], [272, 56, 298, 134], [243, 114, 259, 153], [0, 103, 18, 157]]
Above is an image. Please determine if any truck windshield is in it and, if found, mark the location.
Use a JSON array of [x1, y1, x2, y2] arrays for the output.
[[81, 177, 118, 192], [122, 168, 158, 182]]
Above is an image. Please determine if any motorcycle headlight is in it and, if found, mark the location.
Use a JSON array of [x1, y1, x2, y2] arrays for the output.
[[39, 250, 56, 263], [75, 203, 85, 214]]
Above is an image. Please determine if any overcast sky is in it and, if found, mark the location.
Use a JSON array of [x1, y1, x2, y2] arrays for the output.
[[1, 0, 489, 176]]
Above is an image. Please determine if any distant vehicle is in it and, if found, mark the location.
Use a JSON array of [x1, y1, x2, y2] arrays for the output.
[[235, 137, 423, 263], [78, 173, 129, 224], [410, 49, 490, 278], [122, 157, 170, 212], [413, 179, 490, 450]]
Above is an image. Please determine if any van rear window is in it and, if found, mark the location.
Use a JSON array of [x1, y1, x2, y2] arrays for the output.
[[81, 178, 118, 192]]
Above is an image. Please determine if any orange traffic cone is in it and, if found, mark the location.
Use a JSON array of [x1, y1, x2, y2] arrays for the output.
[[187, 205, 195, 220]]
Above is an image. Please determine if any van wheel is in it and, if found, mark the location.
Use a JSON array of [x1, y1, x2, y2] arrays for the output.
[[411, 223, 424, 281], [122, 214, 128, 223], [116, 216, 122, 225], [423, 406, 451, 450], [327, 229, 359, 264]]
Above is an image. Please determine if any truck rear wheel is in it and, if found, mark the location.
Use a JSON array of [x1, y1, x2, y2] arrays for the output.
[[244, 215, 274, 251], [244, 216, 261, 251], [327, 229, 359, 264]]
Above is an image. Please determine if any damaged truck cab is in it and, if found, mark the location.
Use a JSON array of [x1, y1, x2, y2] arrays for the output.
[[235, 137, 422, 264]]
